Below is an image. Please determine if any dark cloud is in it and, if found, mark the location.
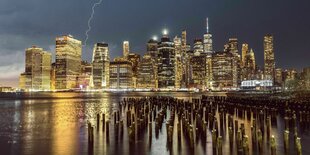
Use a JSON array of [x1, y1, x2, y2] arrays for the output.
[[0, 0, 310, 87]]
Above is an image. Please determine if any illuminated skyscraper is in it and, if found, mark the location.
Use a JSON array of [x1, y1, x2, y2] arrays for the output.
[[212, 51, 234, 90], [190, 55, 206, 89], [128, 53, 141, 88], [193, 38, 204, 55], [203, 18, 214, 89], [241, 43, 249, 68], [92, 43, 110, 89], [203, 18, 213, 55], [181, 30, 187, 49], [55, 35, 82, 90], [78, 61, 92, 89], [109, 58, 133, 89], [264, 35, 275, 80], [174, 36, 182, 89], [158, 31, 175, 89], [226, 38, 241, 88], [123, 41, 130, 59], [147, 39, 159, 88], [244, 49, 256, 80], [19, 46, 51, 91], [147, 39, 158, 61], [137, 53, 156, 89]]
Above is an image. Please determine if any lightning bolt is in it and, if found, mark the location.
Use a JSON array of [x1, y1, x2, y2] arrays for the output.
[[84, 0, 103, 47]]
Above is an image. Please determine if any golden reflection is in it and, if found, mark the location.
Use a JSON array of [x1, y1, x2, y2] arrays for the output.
[[51, 99, 79, 155]]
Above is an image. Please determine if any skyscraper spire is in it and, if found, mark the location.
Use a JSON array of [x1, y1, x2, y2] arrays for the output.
[[206, 17, 209, 33]]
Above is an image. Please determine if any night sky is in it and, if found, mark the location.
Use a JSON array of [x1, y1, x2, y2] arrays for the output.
[[0, 0, 309, 87]]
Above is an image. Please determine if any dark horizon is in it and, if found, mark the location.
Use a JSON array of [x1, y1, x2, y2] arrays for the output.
[[0, 0, 310, 87]]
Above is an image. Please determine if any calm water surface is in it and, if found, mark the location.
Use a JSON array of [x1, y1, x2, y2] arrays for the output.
[[0, 92, 309, 155]]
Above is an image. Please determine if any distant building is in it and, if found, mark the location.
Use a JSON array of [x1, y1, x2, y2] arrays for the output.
[[283, 69, 297, 82], [109, 59, 133, 89], [203, 18, 213, 54], [123, 41, 130, 59], [0, 87, 14, 92], [275, 68, 283, 86], [92, 43, 110, 89], [264, 35, 275, 81], [190, 55, 206, 89], [244, 49, 256, 80], [193, 38, 204, 55], [212, 51, 235, 90], [128, 53, 141, 88], [147, 39, 158, 60], [157, 33, 175, 89], [241, 80, 273, 90], [19, 46, 51, 91], [137, 53, 156, 89], [203, 18, 214, 89], [147, 39, 159, 88], [174, 36, 183, 89], [225, 38, 241, 88], [55, 35, 82, 90], [301, 67, 310, 90], [78, 61, 92, 89], [241, 43, 249, 71]]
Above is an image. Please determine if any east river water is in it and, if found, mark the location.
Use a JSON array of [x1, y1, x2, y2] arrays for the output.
[[0, 92, 309, 155]]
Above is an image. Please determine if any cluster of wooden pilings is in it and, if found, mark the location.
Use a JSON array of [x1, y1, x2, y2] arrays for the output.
[[86, 95, 308, 154]]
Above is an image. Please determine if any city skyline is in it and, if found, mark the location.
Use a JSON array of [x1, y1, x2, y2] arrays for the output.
[[1, 0, 310, 87]]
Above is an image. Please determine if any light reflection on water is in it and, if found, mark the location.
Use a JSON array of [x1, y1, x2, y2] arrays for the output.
[[0, 92, 309, 155]]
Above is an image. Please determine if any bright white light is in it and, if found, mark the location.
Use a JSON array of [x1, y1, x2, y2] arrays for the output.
[[162, 29, 168, 35], [153, 36, 158, 41]]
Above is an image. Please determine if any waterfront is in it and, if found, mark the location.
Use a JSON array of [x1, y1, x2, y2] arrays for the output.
[[0, 92, 309, 155]]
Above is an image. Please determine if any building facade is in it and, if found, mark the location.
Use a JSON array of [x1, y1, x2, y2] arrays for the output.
[[92, 43, 110, 89], [123, 41, 130, 59], [19, 46, 51, 91], [55, 35, 82, 90], [157, 34, 176, 89], [137, 53, 156, 89], [109, 59, 133, 89], [212, 51, 235, 90], [264, 35, 275, 81]]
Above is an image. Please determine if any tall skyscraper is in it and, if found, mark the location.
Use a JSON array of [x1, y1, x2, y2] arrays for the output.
[[203, 18, 213, 55], [264, 35, 275, 80], [241, 43, 249, 68], [19, 46, 51, 91], [226, 38, 240, 88], [147, 39, 159, 88], [174, 36, 182, 89], [147, 39, 158, 61], [203, 18, 214, 89], [55, 35, 82, 90], [158, 31, 175, 89], [181, 30, 187, 49], [190, 55, 206, 89], [212, 51, 234, 90], [92, 43, 110, 89], [137, 53, 156, 89], [123, 41, 130, 59], [128, 53, 141, 88], [244, 49, 256, 80]]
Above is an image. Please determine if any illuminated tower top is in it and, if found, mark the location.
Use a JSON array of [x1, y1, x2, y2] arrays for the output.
[[206, 17, 209, 33]]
